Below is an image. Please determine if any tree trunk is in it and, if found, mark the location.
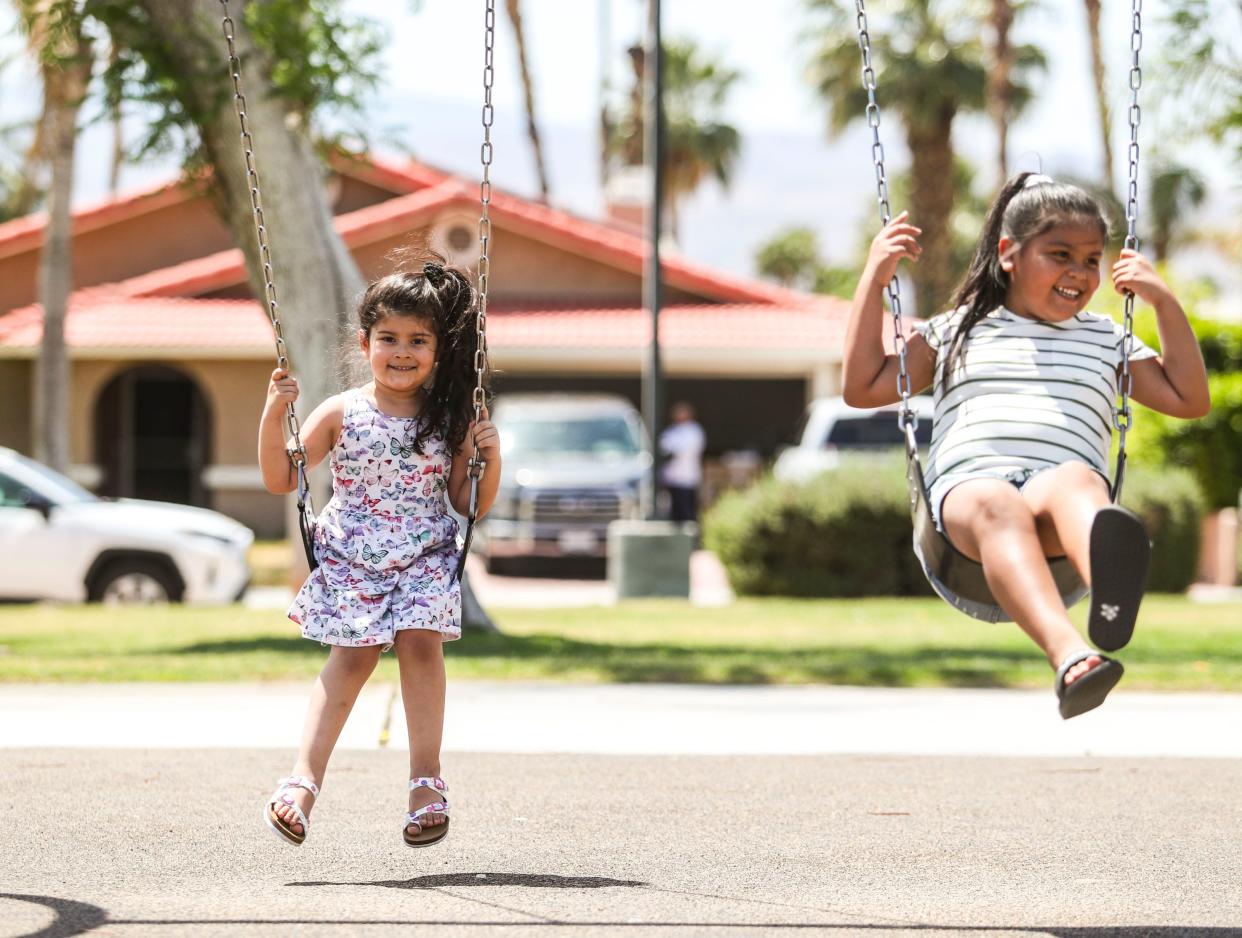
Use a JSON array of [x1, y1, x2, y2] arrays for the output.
[[132, 0, 494, 630], [504, 0, 550, 203], [108, 42, 123, 194], [1083, 0, 1115, 196], [32, 27, 92, 473], [906, 113, 957, 318], [986, 0, 1014, 186]]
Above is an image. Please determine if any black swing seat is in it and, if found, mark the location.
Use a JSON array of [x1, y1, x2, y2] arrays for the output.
[[903, 434, 1089, 624]]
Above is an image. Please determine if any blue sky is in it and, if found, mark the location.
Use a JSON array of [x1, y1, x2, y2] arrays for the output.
[[0, 0, 1236, 297]]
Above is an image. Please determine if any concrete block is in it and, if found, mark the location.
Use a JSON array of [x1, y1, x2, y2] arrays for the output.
[[608, 520, 696, 598]]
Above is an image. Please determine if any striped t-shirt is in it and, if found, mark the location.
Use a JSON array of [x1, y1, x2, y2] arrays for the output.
[[913, 306, 1157, 491]]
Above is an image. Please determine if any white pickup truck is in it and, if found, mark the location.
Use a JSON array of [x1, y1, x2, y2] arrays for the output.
[[478, 394, 653, 570]]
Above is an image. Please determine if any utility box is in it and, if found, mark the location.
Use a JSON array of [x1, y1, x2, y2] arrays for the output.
[[607, 520, 696, 598]]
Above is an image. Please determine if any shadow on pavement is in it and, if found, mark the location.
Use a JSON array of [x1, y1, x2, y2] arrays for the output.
[[4, 892, 1241, 938], [0, 894, 106, 938], [293, 871, 648, 889]]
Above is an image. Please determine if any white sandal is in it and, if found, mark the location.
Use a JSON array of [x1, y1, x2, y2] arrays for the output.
[[264, 775, 319, 847], [403, 776, 450, 848]]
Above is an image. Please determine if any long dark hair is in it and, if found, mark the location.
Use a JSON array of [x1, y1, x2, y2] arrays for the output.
[[356, 253, 487, 453], [942, 172, 1110, 380]]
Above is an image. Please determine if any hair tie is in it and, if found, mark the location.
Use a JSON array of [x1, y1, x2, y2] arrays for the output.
[[422, 262, 446, 287], [1023, 173, 1055, 189]]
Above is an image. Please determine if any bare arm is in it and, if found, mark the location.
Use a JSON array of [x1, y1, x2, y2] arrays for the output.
[[257, 368, 343, 494], [447, 407, 502, 518], [1112, 251, 1211, 419], [842, 212, 936, 408]]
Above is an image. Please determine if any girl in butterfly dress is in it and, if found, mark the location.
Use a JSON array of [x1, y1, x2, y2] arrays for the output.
[[257, 260, 499, 848]]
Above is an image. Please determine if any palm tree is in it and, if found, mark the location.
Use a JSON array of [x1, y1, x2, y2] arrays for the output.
[[609, 38, 742, 239], [986, 0, 1013, 184], [805, 0, 1043, 315], [1148, 162, 1207, 261], [1082, 0, 1116, 196], [755, 226, 821, 288], [17, 0, 94, 473], [504, 0, 550, 202], [107, 40, 123, 194]]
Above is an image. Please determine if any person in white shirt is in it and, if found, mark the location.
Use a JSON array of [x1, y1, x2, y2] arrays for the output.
[[659, 401, 705, 523]]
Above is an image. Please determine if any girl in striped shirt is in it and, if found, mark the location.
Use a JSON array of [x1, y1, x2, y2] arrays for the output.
[[842, 173, 1209, 718]]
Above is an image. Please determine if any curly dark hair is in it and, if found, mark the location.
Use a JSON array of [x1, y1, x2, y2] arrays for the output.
[[356, 255, 488, 453]]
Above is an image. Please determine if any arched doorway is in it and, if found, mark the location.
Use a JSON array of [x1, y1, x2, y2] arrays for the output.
[[94, 366, 212, 506]]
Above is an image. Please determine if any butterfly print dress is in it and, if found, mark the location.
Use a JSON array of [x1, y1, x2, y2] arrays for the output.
[[289, 388, 461, 647]]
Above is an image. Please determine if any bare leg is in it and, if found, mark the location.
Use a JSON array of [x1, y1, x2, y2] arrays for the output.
[[941, 480, 1100, 684], [272, 644, 382, 835], [395, 628, 447, 835], [1020, 461, 1112, 584]]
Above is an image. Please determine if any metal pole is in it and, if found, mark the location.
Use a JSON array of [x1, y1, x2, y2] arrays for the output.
[[642, 0, 664, 520], [598, 0, 612, 192]]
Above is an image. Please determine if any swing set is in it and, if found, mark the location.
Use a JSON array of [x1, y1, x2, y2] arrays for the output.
[[217, 0, 496, 582], [852, 0, 1150, 624], [219, 0, 1151, 620]]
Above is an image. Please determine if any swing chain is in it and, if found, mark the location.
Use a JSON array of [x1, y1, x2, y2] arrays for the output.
[[855, 0, 916, 438], [1115, 0, 1143, 444], [469, 0, 496, 499], [220, 1, 308, 469]]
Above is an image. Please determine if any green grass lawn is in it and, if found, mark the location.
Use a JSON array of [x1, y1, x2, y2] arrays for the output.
[[0, 595, 1238, 690]]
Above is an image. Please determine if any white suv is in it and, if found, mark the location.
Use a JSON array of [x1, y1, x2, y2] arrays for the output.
[[773, 396, 934, 483], [0, 447, 253, 604]]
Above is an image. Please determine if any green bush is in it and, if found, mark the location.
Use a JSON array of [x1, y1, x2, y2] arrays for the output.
[[705, 459, 1204, 597], [1132, 373, 1242, 510], [704, 457, 932, 598], [1133, 310, 1242, 376], [1120, 466, 1205, 592]]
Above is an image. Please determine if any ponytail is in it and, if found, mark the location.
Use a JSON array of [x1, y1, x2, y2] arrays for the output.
[[942, 173, 1033, 381]]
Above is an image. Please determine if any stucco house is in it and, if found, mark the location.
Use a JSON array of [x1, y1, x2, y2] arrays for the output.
[[0, 156, 849, 536]]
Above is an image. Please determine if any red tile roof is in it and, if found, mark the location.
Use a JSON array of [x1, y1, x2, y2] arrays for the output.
[[0, 154, 849, 359], [0, 177, 206, 260], [0, 291, 847, 356], [0, 290, 273, 353], [0, 153, 431, 260], [117, 176, 813, 309], [487, 302, 847, 350]]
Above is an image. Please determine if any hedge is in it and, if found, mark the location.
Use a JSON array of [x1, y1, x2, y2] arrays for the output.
[[1119, 465, 1205, 592], [705, 458, 1204, 597], [1133, 372, 1242, 510]]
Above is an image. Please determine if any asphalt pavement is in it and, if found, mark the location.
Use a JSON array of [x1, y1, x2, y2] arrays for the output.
[[3, 748, 1242, 937], [3, 680, 1242, 937]]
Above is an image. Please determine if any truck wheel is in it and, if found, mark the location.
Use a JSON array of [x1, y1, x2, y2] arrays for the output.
[[88, 558, 182, 604]]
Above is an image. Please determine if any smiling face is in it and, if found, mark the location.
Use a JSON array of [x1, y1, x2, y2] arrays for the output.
[[359, 313, 438, 394], [1000, 218, 1105, 322]]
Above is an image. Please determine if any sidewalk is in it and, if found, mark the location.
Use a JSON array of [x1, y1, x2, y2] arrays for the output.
[[5, 681, 1240, 757]]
